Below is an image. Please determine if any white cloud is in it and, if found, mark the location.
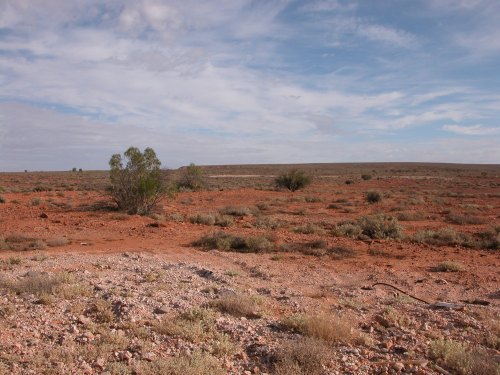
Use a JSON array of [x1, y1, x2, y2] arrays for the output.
[[442, 124, 500, 135], [357, 24, 417, 48]]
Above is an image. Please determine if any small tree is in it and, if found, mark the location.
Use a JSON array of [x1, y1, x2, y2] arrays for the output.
[[275, 169, 312, 192], [109, 147, 165, 215], [177, 163, 206, 191]]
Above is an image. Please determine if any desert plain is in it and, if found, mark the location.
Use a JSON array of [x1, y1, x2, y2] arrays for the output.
[[0, 163, 499, 375]]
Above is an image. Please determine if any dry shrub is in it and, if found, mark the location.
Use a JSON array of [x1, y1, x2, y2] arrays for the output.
[[429, 338, 499, 375], [193, 231, 275, 253], [282, 314, 364, 345], [328, 246, 356, 259], [218, 206, 251, 217], [411, 228, 464, 246], [275, 169, 312, 192], [46, 237, 70, 247], [189, 213, 234, 227], [396, 211, 425, 221], [293, 223, 326, 235], [211, 294, 263, 318], [137, 351, 225, 375], [357, 214, 403, 239], [435, 261, 464, 272], [272, 337, 331, 375], [254, 216, 281, 229], [445, 212, 486, 225], [1, 234, 46, 251], [85, 299, 115, 323], [0, 271, 73, 296]]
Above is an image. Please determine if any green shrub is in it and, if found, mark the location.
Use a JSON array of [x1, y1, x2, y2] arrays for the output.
[[357, 214, 403, 239], [275, 169, 312, 192], [365, 190, 382, 203], [0, 195, 5, 204], [108, 147, 166, 215], [177, 163, 206, 191], [361, 174, 372, 180]]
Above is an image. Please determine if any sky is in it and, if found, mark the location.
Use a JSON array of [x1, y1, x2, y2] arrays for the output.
[[0, 0, 499, 171]]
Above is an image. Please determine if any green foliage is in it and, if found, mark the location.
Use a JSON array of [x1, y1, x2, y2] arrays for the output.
[[177, 163, 206, 191], [275, 169, 312, 192], [108, 146, 165, 215], [361, 174, 372, 180]]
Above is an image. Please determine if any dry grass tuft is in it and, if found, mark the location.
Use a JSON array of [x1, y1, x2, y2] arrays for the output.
[[272, 337, 331, 375], [435, 261, 464, 272], [282, 313, 365, 345], [211, 294, 263, 319]]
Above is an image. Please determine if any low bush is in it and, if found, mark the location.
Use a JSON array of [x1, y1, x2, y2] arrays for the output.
[[0, 195, 5, 203], [177, 163, 206, 191], [361, 174, 372, 180], [254, 216, 281, 229], [429, 338, 499, 375], [357, 214, 403, 239], [275, 169, 312, 192], [435, 261, 464, 272], [211, 294, 263, 318], [272, 337, 331, 375], [365, 190, 382, 203], [192, 231, 275, 253], [411, 228, 464, 246], [189, 213, 234, 227], [218, 206, 251, 217], [282, 314, 365, 345], [293, 223, 325, 235], [445, 212, 486, 225]]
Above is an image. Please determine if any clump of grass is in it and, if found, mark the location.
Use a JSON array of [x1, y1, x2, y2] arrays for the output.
[[365, 190, 382, 203], [1, 234, 46, 251], [46, 237, 70, 247], [357, 214, 403, 239], [211, 294, 263, 318], [0, 195, 6, 203], [293, 223, 325, 235], [361, 174, 372, 180], [396, 211, 425, 221], [166, 212, 183, 222], [328, 246, 356, 259], [110, 213, 129, 220], [282, 314, 364, 345], [435, 261, 464, 272], [254, 216, 281, 229], [282, 240, 328, 256], [139, 351, 225, 375], [0, 271, 73, 297], [154, 308, 216, 342], [190, 213, 217, 226], [445, 212, 486, 225], [429, 338, 499, 375], [304, 196, 322, 203], [275, 169, 312, 192], [85, 299, 115, 323], [272, 337, 332, 375], [31, 197, 42, 206], [218, 206, 251, 217], [189, 213, 234, 227], [411, 228, 464, 246], [192, 231, 275, 253], [331, 221, 363, 238]]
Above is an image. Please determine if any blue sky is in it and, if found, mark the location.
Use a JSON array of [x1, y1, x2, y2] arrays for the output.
[[0, 0, 499, 171]]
